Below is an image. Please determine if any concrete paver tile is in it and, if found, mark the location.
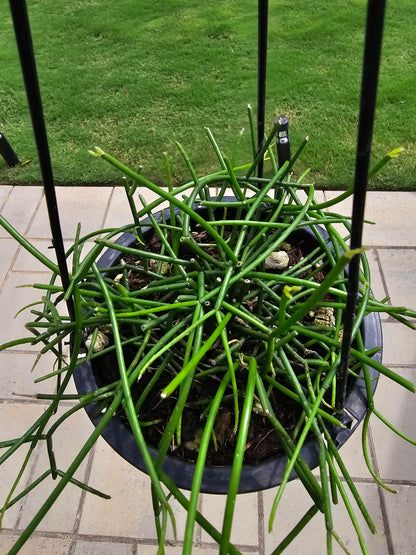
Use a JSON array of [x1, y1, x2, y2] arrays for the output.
[[382, 322, 416, 367], [363, 192, 416, 247], [73, 540, 134, 554], [263, 479, 388, 554], [382, 484, 416, 554], [137, 546, 259, 555], [103, 186, 183, 228], [0, 186, 43, 237], [0, 185, 13, 208], [0, 403, 46, 529], [12, 239, 57, 272], [103, 187, 135, 229], [0, 399, 48, 438], [17, 408, 92, 533], [200, 491, 259, 547], [324, 191, 416, 247], [12, 238, 96, 272], [135, 187, 171, 215], [0, 351, 57, 399], [27, 187, 112, 240], [366, 248, 389, 318], [320, 193, 353, 239], [370, 367, 416, 481], [335, 421, 375, 480], [0, 238, 19, 285], [78, 439, 194, 543], [134, 545, 163, 555], [78, 436, 157, 539], [0, 533, 71, 554], [377, 248, 416, 312], [0, 271, 53, 350], [298, 189, 326, 204]]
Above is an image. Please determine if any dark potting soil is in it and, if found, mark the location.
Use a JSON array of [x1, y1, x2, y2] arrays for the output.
[[93, 348, 303, 465]]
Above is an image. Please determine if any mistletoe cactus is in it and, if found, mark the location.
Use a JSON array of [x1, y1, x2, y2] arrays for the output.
[[0, 113, 415, 555]]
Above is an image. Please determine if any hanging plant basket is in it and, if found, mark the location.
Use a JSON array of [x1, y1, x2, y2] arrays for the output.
[[73, 200, 382, 494]]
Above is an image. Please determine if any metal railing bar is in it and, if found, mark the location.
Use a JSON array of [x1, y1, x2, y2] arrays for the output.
[[336, 0, 387, 409], [257, 0, 269, 179], [9, 0, 74, 321]]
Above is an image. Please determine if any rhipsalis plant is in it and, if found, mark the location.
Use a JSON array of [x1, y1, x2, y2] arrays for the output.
[[1, 114, 414, 554]]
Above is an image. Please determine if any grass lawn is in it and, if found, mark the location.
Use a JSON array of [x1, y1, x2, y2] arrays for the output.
[[0, 0, 414, 189]]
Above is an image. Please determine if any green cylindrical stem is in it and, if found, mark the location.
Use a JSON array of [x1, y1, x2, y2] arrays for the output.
[[220, 357, 257, 554]]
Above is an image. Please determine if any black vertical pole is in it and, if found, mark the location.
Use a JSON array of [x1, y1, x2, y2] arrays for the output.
[[0, 132, 20, 166], [336, 0, 387, 409], [257, 0, 268, 179], [9, 0, 74, 321]]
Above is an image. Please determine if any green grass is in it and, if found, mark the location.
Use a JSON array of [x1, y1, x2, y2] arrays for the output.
[[0, 0, 414, 189]]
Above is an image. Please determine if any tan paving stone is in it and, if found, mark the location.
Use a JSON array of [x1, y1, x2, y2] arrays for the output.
[[366, 248, 387, 301], [103, 187, 135, 229], [318, 192, 353, 240], [0, 185, 13, 208], [382, 484, 416, 554], [132, 543, 159, 554], [27, 187, 112, 240], [370, 367, 416, 481], [0, 238, 19, 285], [103, 186, 176, 229], [0, 351, 58, 399], [0, 271, 53, 351], [200, 491, 259, 547], [12, 238, 96, 273], [137, 546, 259, 554], [377, 248, 416, 312], [78, 436, 158, 539], [363, 192, 416, 247], [296, 189, 327, 205], [12, 239, 57, 272], [0, 186, 44, 237], [17, 408, 93, 533], [0, 533, 71, 554], [74, 539, 134, 554], [0, 403, 46, 529], [324, 191, 416, 247], [77, 435, 205, 545], [11, 239, 64, 273], [262, 479, 388, 554], [381, 322, 416, 367], [335, 421, 377, 480]]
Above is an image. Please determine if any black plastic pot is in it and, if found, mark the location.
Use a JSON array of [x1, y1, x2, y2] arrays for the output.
[[73, 202, 382, 494]]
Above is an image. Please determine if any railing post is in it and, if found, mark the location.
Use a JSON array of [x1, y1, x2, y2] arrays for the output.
[[257, 0, 268, 179], [336, 0, 387, 408], [9, 0, 74, 321], [0, 132, 20, 167]]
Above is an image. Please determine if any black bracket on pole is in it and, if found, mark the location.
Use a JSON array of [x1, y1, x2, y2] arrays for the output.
[[0, 132, 20, 167], [275, 116, 291, 168]]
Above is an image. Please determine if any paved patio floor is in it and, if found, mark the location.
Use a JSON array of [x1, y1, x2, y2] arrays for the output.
[[0, 186, 415, 554]]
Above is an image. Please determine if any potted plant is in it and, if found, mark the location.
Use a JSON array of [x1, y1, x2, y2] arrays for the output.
[[0, 117, 415, 554]]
